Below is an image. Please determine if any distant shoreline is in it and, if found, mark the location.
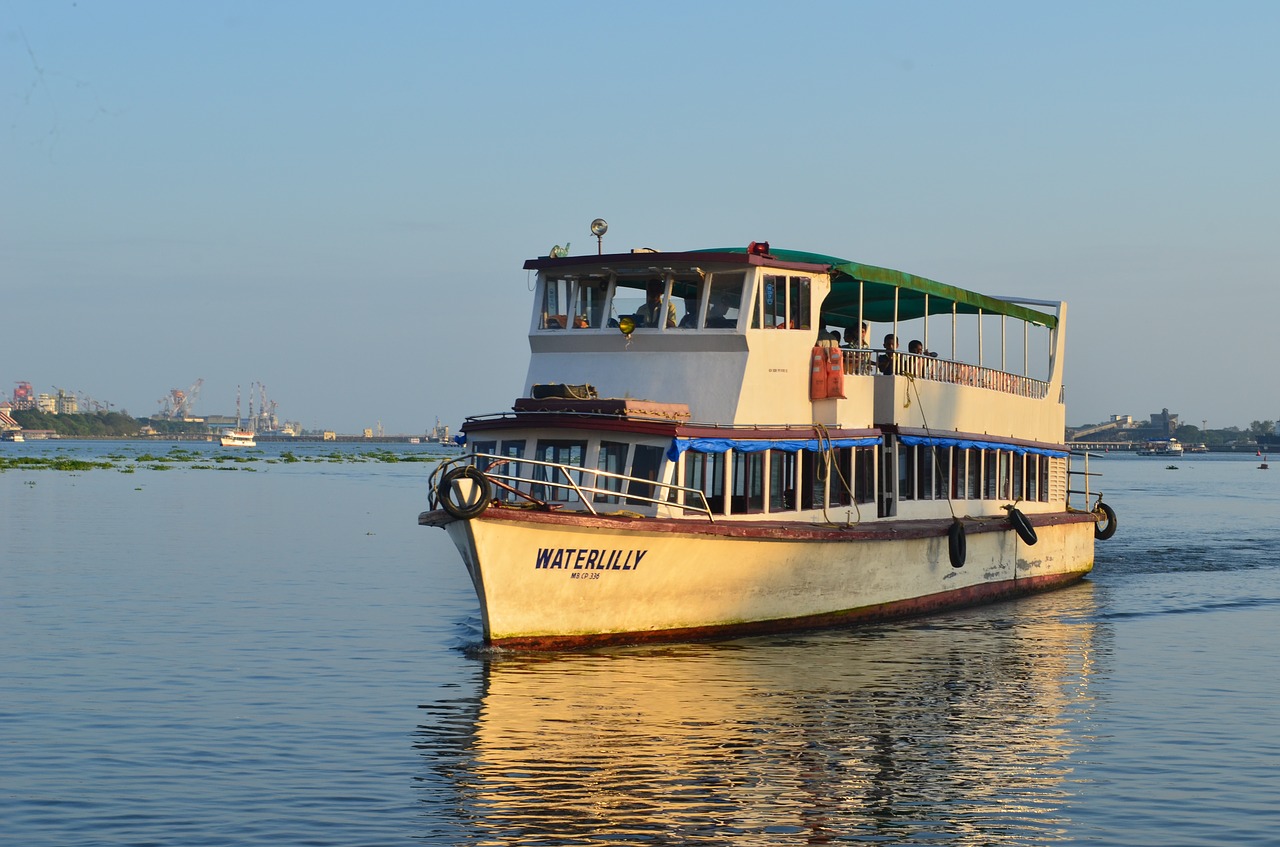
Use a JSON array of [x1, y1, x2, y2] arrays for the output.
[[5, 434, 459, 445]]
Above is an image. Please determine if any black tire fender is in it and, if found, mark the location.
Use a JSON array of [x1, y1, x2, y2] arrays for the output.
[[1093, 501, 1118, 540], [948, 519, 967, 568], [1008, 507, 1038, 546], [437, 466, 493, 520]]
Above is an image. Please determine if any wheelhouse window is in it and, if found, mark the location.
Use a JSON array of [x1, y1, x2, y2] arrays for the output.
[[751, 274, 812, 330], [704, 272, 745, 329], [539, 278, 573, 330], [574, 279, 607, 329], [611, 276, 676, 329]]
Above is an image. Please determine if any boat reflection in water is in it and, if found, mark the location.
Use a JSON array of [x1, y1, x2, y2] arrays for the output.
[[416, 584, 1104, 845]]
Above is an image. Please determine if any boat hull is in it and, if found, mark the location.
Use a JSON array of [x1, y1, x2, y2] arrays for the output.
[[434, 508, 1096, 649]]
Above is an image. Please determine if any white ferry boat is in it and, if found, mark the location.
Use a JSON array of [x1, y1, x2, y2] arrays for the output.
[[1136, 438, 1184, 457], [420, 234, 1117, 649], [220, 429, 256, 448]]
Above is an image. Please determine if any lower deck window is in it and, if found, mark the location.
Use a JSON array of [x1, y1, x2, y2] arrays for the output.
[[684, 451, 725, 513], [626, 445, 665, 505], [533, 439, 587, 501], [595, 441, 629, 504], [769, 450, 797, 512], [731, 451, 765, 513]]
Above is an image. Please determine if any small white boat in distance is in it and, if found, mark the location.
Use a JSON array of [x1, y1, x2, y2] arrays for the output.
[[421, 233, 1118, 649], [220, 429, 256, 448], [1136, 438, 1184, 457]]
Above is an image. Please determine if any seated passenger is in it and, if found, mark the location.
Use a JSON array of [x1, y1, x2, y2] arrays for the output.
[[704, 295, 735, 328], [678, 297, 699, 328], [635, 281, 676, 328], [877, 334, 898, 375]]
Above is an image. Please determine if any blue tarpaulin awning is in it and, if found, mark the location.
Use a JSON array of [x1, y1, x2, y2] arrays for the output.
[[667, 436, 882, 462]]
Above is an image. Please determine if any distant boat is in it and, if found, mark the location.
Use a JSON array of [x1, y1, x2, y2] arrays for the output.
[[1261, 456, 1270, 470], [425, 417, 451, 443], [220, 429, 256, 448], [1136, 438, 1184, 457], [1, 431, 24, 442], [221, 386, 256, 447]]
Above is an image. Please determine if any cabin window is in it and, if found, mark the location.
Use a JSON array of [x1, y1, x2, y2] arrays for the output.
[[998, 451, 1012, 500], [470, 440, 497, 468], [1038, 456, 1051, 501], [684, 451, 726, 514], [594, 441, 629, 504], [627, 444, 665, 505], [497, 440, 526, 500], [731, 450, 766, 514], [981, 449, 997, 499], [966, 448, 981, 499], [804, 450, 837, 508], [854, 446, 876, 504], [532, 439, 587, 501], [1012, 454, 1026, 501], [898, 445, 917, 501], [917, 447, 936, 501], [768, 450, 798, 512]]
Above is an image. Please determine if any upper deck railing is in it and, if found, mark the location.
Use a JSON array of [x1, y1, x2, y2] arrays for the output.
[[843, 348, 1051, 400]]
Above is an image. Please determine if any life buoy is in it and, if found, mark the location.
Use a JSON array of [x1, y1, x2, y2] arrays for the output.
[[948, 520, 967, 568], [1008, 507, 1038, 545], [437, 466, 492, 520], [1093, 501, 1118, 540]]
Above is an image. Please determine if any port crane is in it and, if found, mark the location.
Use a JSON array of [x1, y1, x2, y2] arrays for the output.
[[157, 378, 204, 419]]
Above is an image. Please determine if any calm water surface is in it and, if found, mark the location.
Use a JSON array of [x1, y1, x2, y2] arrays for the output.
[[2, 442, 1278, 845]]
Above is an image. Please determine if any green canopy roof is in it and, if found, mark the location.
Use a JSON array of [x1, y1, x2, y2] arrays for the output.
[[702, 247, 1058, 331]]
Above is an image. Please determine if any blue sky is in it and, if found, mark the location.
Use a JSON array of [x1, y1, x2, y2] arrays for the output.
[[4, 1, 1278, 433]]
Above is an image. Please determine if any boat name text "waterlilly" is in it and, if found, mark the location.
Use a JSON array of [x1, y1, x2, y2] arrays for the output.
[[534, 548, 648, 571]]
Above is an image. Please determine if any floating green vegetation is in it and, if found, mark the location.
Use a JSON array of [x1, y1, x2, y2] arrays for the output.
[[2, 448, 445, 474], [0, 456, 116, 472]]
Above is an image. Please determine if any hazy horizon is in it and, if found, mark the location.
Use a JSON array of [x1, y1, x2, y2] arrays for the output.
[[6, 2, 1278, 433]]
